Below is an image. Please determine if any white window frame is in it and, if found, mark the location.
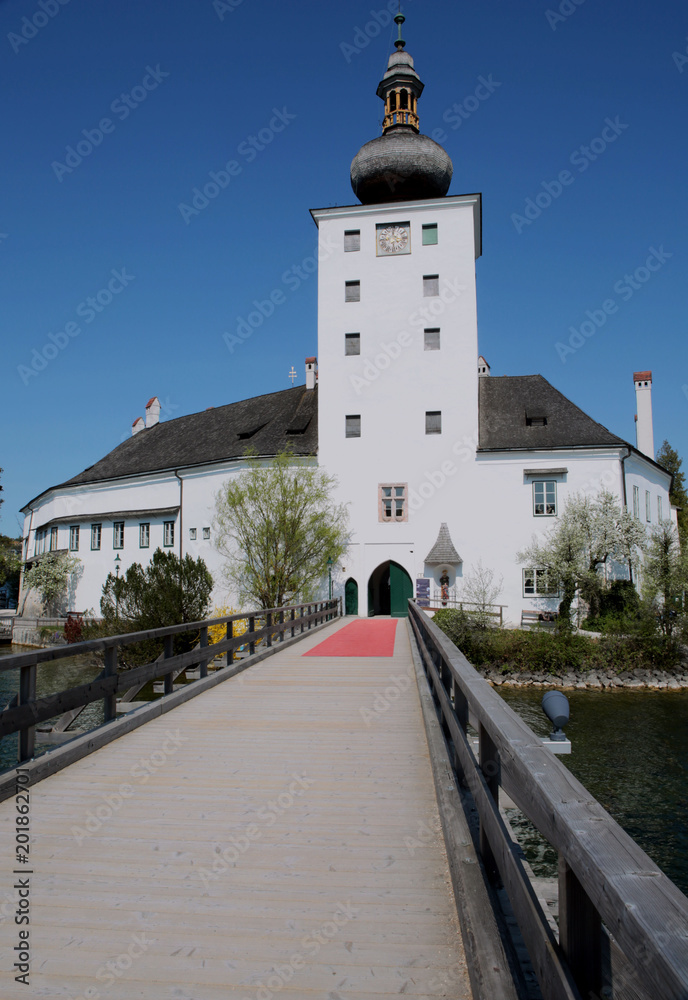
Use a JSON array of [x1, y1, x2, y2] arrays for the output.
[[202, 527, 210, 540], [658, 496, 663, 522], [163, 521, 175, 547], [69, 525, 79, 552], [523, 568, 559, 597], [91, 523, 102, 551], [50, 526, 58, 551], [189, 527, 197, 540], [533, 480, 557, 516], [645, 490, 651, 522], [139, 523, 150, 548], [113, 522, 124, 549], [633, 485, 640, 519]]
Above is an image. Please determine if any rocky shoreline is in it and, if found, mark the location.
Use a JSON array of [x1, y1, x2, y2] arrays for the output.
[[481, 665, 688, 690]]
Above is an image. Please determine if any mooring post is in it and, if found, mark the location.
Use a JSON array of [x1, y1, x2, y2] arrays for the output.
[[18, 657, 37, 762], [103, 646, 117, 723]]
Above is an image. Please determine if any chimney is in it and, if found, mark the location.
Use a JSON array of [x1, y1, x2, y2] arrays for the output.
[[145, 396, 161, 428], [633, 371, 654, 458], [132, 417, 145, 436], [305, 357, 317, 390], [477, 355, 491, 377]]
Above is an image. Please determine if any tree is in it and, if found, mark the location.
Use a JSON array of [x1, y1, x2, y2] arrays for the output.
[[94, 549, 214, 664], [518, 489, 646, 628], [656, 440, 688, 543], [0, 535, 21, 594], [459, 560, 503, 627], [214, 451, 349, 609], [22, 552, 81, 615], [642, 520, 687, 636]]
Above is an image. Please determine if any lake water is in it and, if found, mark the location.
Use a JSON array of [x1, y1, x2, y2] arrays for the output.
[[498, 686, 688, 896]]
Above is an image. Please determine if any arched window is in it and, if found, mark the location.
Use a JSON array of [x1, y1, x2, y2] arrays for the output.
[[399, 89, 408, 109]]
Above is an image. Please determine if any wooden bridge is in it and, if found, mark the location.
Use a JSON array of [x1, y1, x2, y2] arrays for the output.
[[1, 602, 687, 999]]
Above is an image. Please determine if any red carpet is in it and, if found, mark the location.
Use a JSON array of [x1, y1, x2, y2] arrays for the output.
[[303, 619, 398, 657]]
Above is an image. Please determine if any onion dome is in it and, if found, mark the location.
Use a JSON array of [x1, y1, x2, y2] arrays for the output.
[[350, 14, 453, 204]]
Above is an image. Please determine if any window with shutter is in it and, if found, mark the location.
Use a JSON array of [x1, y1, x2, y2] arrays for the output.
[[424, 328, 440, 350], [345, 415, 361, 438], [345, 280, 360, 302], [423, 274, 439, 296], [344, 230, 361, 252], [425, 411, 442, 434], [345, 333, 361, 355], [422, 224, 438, 245]]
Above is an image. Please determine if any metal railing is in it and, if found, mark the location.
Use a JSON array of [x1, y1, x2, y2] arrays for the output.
[[408, 600, 688, 1000]]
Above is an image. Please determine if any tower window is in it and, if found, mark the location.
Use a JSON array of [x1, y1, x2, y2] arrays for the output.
[[390, 91, 397, 110], [423, 275, 439, 296], [345, 333, 361, 356], [425, 411, 442, 434], [400, 89, 408, 109], [424, 328, 440, 351], [422, 224, 438, 245], [344, 230, 360, 252], [379, 484, 408, 522], [345, 415, 361, 438], [345, 280, 360, 302]]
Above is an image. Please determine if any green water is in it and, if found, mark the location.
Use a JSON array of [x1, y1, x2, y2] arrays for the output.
[[498, 686, 688, 896]]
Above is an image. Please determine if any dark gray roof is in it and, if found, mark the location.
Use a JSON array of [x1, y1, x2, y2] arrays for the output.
[[33, 386, 317, 501], [478, 375, 627, 451], [425, 523, 462, 565]]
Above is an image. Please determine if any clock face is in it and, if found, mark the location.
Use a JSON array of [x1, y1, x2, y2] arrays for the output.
[[376, 222, 411, 255]]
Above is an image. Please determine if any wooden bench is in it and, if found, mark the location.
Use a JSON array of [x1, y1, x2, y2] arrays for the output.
[[521, 609, 558, 629]]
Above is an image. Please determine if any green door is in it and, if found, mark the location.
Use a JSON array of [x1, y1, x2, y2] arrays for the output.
[[389, 562, 413, 618], [345, 578, 359, 615]]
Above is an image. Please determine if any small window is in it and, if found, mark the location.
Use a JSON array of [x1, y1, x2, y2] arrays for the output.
[[425, 411, 442, 434], [345, 333, 361, 356], [345, 280, 360, 302], [633, 485, 640, 519], [658, 496, 663, 522], [424, 328, 440, 351], [423, 274, 439, 297], [422, 224, 438, 245], [163, 521, 175, 547], [113, 522, 124, 549], [50, 526, 58, 551], [533, 481, 557, 516], [345, 415, 361, 438], [202, 527, 210, 540], [189, 527, 197, 540], [69, 526, 79, 552], [91, 524, 102, 551], [523, 568, 559, 597], [139, 523, 150, 548], [645, 491, 651, 523], [526, 415, 548, 427], [379, 484, 407, 522], [344, 230, 360, 252]]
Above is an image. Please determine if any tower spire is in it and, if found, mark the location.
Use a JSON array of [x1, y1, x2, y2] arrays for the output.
[[376, 14, 423, 133], [394, 12, 405, 50]]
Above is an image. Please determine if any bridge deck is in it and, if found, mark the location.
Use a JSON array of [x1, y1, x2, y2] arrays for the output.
[[1, 618, 471, 999]]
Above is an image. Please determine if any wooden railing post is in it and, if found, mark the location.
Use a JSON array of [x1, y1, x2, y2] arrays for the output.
[[163, 634, 174, 695], [103, 646, 117, 723], [291, 608, 296, 637], [278, 610, 285, 642], [226, 619, 233, 666], [199, 626, 209, 679], [249, 616, 255, 655], [18, 657, 37, 762], [478, 722, 499, 879], [266, 612, 272, 648], [559, 857, 602, 999]]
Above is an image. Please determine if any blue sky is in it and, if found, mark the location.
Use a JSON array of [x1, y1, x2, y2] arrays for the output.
[[1, 0, 686, 534]]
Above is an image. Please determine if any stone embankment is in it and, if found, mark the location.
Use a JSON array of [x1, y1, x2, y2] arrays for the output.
[[482, 664, 688, 690]]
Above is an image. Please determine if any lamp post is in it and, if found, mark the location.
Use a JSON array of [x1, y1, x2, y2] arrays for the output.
[[114, 554, 121, 622], [327, 557, 333, 600]]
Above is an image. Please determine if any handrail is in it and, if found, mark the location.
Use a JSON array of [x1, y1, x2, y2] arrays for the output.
[[408, 600, 688, 1000], [1, 600, 340, 764]]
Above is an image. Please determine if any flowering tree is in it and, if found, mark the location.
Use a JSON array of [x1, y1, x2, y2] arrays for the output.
[[22, 552, 81, 615]]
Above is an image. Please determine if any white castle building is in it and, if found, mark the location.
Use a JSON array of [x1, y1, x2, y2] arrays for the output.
[[20, 18, 673, 622]]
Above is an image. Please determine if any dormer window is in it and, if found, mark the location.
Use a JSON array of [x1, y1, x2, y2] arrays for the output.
[[526, 415, 547, 427]]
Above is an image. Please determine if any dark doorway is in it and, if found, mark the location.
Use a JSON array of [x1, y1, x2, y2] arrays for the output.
[[367, 561, 413, 618], [345, 578, 359, 615]]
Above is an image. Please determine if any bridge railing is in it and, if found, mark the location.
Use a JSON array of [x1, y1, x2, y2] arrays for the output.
[[0, 600, 339, 765], [408, 600, 688, 1000]]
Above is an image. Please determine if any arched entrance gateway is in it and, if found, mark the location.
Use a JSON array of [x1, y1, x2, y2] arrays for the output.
[[367, 561, 413, 618]]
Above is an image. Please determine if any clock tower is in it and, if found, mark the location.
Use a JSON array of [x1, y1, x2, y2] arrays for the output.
[[311, 15, 482, 616]]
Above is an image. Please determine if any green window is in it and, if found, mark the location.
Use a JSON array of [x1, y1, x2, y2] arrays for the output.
[[422, 223, 438, 245]]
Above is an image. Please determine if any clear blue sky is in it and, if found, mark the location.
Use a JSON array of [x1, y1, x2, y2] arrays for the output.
[[1, 0, 686, 535]]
